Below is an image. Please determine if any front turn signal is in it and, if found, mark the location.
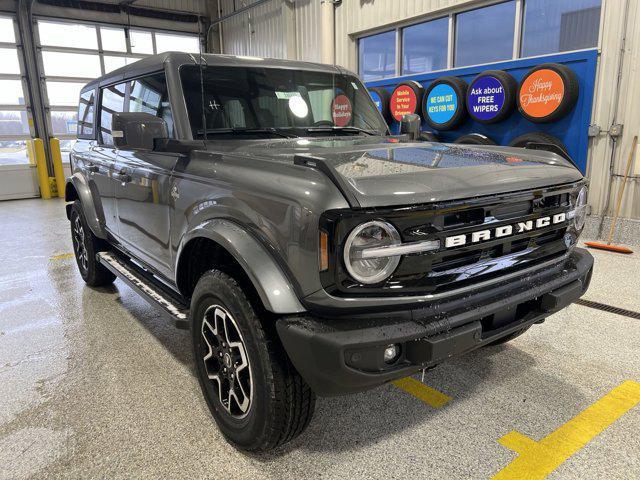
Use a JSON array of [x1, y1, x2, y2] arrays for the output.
[[319, 231, 329, 271]]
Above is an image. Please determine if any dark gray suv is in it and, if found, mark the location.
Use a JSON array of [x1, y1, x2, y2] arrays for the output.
[[65, 52, 593, 451]]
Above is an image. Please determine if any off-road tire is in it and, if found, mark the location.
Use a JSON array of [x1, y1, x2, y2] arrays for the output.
[[191, 270, 315, 451], [70, 200, 115, 287]]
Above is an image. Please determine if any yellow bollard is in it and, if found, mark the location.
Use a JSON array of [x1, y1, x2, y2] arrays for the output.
[[50, 138, 66, 198], [27, 138, 52, 199]]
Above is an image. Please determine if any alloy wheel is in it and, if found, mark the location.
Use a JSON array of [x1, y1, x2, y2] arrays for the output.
[[72, 214, 88, 273], [201, 305, 253, 418]]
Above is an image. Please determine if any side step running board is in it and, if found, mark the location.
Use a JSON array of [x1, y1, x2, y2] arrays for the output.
[[97, 251, 190, 330]]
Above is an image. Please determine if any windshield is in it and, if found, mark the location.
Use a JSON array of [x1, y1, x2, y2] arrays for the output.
[[180, 65, 389, 139]]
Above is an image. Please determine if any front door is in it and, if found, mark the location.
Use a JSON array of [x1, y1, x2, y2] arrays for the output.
[[114, 150, 177, 276], [113, 72, 178, 277]]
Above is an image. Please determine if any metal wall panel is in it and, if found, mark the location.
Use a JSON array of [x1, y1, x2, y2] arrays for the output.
[[295, 0, 322, 63], [220, 0, 286, 58]]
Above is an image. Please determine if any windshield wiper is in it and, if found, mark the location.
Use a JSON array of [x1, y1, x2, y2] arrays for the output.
[[304, 126, 379, 136], [200, 127, 299, 139]]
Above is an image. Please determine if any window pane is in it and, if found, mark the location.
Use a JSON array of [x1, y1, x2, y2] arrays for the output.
[[0, 48, 20, 74], [358, 31, 396, 81], [100, 26, 127, 52], [155, 33, 199, 53], [46, 82, 84, 107], [51, 111, 78, 135], [100, 83, 126, 145], [455, 1, 516, 67], [59, 139, 77, 164], [0, 140, 28, 165], [129, 73, 174, 137], [103, 55, 143, 74], [0, 80, 26, 105], [402, 17, 448, 75], [0, 18, 15, 43], [0, 110, 29, 135], [522, 0, 601, 57], [130, 31, 153, 54], [38, 20, 98, 49], [42, 51, 101, 78], [78, 89, 95, 136]]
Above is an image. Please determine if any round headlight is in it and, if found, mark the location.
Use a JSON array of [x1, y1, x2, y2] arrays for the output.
[[343, 220, 401, 284], [571, 186, 588, 231]]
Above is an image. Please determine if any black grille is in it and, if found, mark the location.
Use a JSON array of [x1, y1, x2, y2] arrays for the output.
[[320, 183, 581, 298]]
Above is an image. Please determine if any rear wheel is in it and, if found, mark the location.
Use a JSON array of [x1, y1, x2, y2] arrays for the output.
[[70, 200, 115, 287], [191, 270, 315, 451]]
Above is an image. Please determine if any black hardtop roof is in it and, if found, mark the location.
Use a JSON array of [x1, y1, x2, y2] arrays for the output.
[[81, 51, 348, 93]]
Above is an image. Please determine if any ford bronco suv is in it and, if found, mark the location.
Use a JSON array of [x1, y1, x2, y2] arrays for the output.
[[66, 52, 593, 451]]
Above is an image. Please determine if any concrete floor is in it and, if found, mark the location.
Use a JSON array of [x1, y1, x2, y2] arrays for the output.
[[0, 198, 638, 480]]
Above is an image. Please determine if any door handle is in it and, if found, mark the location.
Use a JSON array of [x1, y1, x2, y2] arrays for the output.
[[115, 169, 131, 183], [115, 173, 131, 183]]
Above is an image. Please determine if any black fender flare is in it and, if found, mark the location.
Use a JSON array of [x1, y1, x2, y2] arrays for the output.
[[65, 174, 107, 239], [176, 218, 306, 315]]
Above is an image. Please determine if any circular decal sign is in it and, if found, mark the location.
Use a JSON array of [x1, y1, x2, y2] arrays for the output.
[[467, 76, 505, 121], [331, 94, 352, 127], [519, 69, 565, 119], [425, 84, 458, 125], [390, 85, 418, 122], [370, 90, 383, 113]]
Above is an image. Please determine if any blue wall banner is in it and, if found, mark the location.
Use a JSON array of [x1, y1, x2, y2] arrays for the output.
[[365, 50, 598, 173]]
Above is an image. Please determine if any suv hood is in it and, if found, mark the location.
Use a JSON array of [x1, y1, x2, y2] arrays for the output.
[[208, 137, 584, 208]]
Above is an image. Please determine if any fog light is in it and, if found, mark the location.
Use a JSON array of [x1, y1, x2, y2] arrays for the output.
[[383, 344, 400, 364]]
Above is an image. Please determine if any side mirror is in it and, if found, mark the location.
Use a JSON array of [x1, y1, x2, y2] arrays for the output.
[[112, 112, 168, 151], [400, 113, 421, 141]]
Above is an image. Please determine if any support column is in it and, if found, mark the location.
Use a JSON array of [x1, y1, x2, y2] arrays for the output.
[[320, 0, 335, 64], [17, 0, 52, 173]]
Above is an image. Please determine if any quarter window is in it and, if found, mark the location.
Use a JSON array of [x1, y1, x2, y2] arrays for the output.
[[100, 83, 126, 146], [77, 89, 95, 138]]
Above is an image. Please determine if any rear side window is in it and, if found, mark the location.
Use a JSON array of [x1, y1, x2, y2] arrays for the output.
[[99, 83, 126, 146], [77, 89, 95, 138], [128, 73, 174, 138]]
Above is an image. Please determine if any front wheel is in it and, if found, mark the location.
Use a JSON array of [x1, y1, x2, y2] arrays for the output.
[[191, 270, 315, 451]]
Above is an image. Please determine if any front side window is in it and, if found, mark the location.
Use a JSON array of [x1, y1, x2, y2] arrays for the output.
[[77, 89, 95, 137], [521, 0, 601, 57], [128, 73, 174, 138], [99, 83, 126, 146], [358, 31, 396, 81], [180, 66, 388, 139], [455, 1, 516, 67], [402, 17, 449, 75]]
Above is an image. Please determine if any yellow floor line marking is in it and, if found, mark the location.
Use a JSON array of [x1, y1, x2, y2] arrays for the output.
[[50, 253, 74, 261], [493, 380, 640, 480], [392, 377, 453, 408]]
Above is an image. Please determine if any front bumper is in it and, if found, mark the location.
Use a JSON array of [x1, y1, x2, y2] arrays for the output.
[[276, 248, 593, 396]]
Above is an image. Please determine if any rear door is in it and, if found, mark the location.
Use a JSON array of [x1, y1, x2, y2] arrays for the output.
[[113, 72, 177, 276]]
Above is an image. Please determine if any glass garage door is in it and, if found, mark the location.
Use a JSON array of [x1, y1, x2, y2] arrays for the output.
[[0, 15, 37, 200]]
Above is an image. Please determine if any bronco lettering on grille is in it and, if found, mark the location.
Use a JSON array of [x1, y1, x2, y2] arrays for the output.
[[444, 213, 566, 248]]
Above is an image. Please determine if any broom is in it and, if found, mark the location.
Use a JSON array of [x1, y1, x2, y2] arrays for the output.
[[584, 135, 636, 254]]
